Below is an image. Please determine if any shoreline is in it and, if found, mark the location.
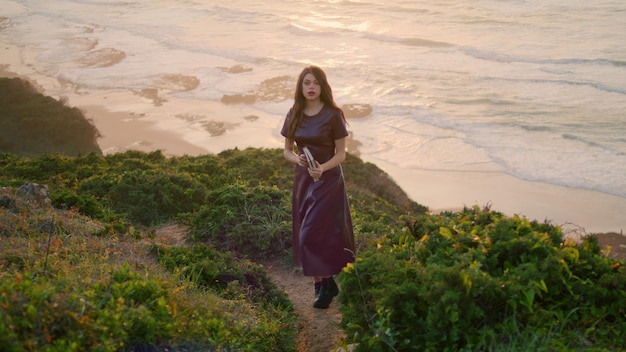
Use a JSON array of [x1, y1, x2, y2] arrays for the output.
[[2, 62, 625, 235], [366, 156, 626, 234]]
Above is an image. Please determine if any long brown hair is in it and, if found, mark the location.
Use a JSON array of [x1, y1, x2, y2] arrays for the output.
[[285, 65, 346, 138]]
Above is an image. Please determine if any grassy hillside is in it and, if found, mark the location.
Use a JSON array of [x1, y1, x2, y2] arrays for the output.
[[0, 149, 425, 351], [1, 82, 623, 351], [0, 185, 297, 351]]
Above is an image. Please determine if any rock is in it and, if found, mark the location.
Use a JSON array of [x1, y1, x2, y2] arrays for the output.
[[16, 183, 51, 207], [342, 104, 372, 118]]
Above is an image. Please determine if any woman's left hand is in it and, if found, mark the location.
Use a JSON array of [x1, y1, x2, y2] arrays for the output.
[[308, 161, 323, 181]]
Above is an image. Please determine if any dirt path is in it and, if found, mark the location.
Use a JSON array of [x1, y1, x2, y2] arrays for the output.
[[263, 260, 348, 352]]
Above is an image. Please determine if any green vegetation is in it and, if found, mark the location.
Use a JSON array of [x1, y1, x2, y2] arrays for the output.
[[1, 82, 624, 350], [339, 206, 626, 351], [0, 183, 296, 351], [0, 77, 101, 156], [0, 148, 422, 351]]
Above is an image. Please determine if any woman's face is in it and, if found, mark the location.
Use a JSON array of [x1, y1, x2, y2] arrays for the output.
[[302, 73, 321, 102]]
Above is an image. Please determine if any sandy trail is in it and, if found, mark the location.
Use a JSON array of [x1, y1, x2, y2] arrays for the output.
[[262, 260, 349, 352]]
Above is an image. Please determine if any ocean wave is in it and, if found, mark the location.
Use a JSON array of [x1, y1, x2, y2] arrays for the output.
[[520, 125, 553, 133], [462, 47, 626, 68], [373, 3, 434, 16], [465, 123, 626, 199], [210, 4, 278, 24], [479, 76, 626, 96], [561, 133, 608, 150], [364, 32, 453, 48], [285, 23, 339, 36], [590, 83, 626, 95], [71, 0, 138, 6], [442, 97, 516, 106], [485, 144, 626, 199]]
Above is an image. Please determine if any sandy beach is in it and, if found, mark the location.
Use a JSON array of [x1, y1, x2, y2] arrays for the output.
[[2, 43, 625, 236]]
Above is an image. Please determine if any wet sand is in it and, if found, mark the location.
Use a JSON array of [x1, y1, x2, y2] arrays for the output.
[[367, 157, 626, 234]]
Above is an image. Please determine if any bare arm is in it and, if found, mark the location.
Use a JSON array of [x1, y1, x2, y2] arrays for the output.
[[284, 138, 306, 166], [319, 137, 346, 171]]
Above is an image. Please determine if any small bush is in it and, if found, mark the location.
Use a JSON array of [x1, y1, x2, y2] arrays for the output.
[[154, 243, 292, 310], [182, 183, 292, 260], [51, 191, 105, 219]]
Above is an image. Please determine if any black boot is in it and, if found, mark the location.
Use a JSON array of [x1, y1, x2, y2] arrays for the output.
[[314, 280, 322, 299], [313, 277, 339, 309]]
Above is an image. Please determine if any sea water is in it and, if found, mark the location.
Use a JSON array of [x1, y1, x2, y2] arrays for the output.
[[1, 0, 625, 201]]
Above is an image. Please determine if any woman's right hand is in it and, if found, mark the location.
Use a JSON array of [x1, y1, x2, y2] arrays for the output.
[[284, 138, 304, 165], [297, 154, 307, 167]]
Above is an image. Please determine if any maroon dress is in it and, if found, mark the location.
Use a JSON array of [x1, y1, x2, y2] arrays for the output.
[[281, 105, 355, 276]]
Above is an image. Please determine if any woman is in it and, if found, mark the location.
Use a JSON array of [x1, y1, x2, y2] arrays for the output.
[[281, 65, 355, 309]]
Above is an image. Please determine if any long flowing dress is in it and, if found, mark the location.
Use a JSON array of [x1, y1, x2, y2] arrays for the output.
[[281, 105, 355, 276]]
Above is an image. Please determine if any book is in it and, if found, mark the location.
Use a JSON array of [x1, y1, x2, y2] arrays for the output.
[[302, 146, 316, 169], [302, 146, 319, 182]]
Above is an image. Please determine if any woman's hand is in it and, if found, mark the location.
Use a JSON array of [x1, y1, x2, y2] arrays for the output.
[[284, 138, 305, 166], [308, 160, 322, 181], [297, 153, 308, 167]]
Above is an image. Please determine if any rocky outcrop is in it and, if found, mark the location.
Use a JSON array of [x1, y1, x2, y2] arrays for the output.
[[16, 183, 51, 207]]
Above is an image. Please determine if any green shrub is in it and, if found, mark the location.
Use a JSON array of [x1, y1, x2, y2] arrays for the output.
[[182, 183, 292, 260], [0, 265, 175, 351], [339, 206, 626, 351], [105, 169, 206, 225], [218, 148, 293, 186], [153, 243, 292, 310], [51, 191, 105, 219], [152, 243, 297, 351]]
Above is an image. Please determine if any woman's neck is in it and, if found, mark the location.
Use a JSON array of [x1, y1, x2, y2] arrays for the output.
[[304, 101, 324, 116]]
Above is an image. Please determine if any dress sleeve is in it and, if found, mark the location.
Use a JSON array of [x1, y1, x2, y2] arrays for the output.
[[331, 109, 349, 139], [280, 108, 292, 137]]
